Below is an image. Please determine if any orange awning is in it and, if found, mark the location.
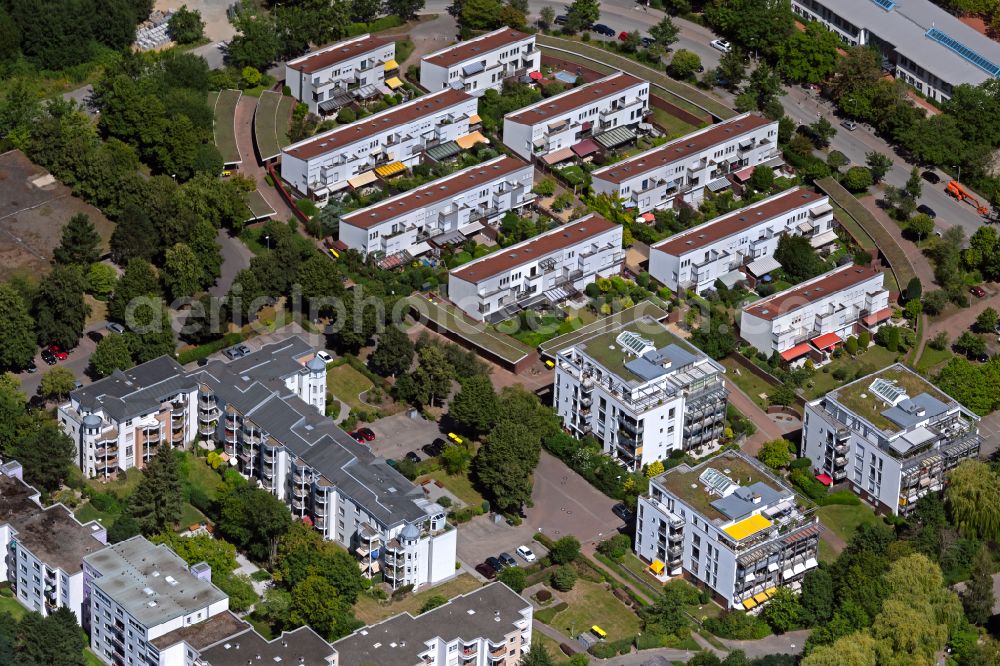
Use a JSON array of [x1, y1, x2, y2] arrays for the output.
[[811, 332, 842, 350], [862, 307, 892, 326], [780, 343, 812, 362]]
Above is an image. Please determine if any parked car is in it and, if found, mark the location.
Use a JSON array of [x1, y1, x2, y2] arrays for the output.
[[87, 331, 104, 344], [350, 431, 366, 443], [41, 349, 57, 366], [592, 24, 615, 36], [499, 552, 517, 568], [23, 360, 37, 374], [106, 322, 126, 334], [516, 545, 536, 562], [612, 503, 634, 522], [358, 427, 376, 442], [840, 120, 858, 131], [554, 14, 567, 25], [47, 344, 68, 361], [475, 562, 497, 580], [977, 352, 990, 363], [223, 344, 250, 360], [485, 556, 503, 572], [640, 36, 655, 48], [315, 350, 334, 364], [916, 204, 936, 218], [970, 286, 987, 298], [710, 38, 731, 52], [618, 31, 630, 41], [422, 438, 446, 457], [921, 170, 941, 184], [404, 451, 422, 464], [386, 458, 397, 467]]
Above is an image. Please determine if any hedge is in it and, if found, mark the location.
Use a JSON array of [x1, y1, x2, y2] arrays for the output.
[[177, 332, 244, 365], [588, 638, 633, 658]]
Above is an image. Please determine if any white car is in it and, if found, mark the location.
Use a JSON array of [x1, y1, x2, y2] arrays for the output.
[[516, 545, 536, 562], [710, 38, 731, 53], [316, 350, 334, 365]]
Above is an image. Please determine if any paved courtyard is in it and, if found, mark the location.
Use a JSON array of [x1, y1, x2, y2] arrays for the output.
[[457, 451, 623, 566], [366, 412, 444, 460]]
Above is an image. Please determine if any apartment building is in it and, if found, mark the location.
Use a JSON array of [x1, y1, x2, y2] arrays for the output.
[[84, 536, 231, 666], [60, 337, 456, 591], [792, 0, 1000, 102], [339, 155, 534, 258], [0, 461, 106, 624], [553, 316, 727, 470], [197, 625, 338, 666], [420, 28, 540, 96], [591, 113, 781, 213], [280, 88, 479, 199], [740, 264, 891, 363], [648, 188, 836, 295], [448, 213, 623, 322], [502, 72, 649, 161], [332, 582, 532, 666], [285, 34, 397, 115], [802, 364, 981, 516], [635, 450, 822, 610]]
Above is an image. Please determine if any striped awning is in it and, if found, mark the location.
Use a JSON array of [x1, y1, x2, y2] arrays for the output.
[[385, 76, 404, 89], [374, 161, 406, 178], [383, 59, 399, 70], [594, 126, 636, 149], [425, 141, 461, 161]]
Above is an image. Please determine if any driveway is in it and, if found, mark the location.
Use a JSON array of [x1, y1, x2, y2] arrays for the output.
[[210, 227, 253, 297], [365, 411, 444, 460], [15, 322, 108, 397], [457, 451, 622, 565]]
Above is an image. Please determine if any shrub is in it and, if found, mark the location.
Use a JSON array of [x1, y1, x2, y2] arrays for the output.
[[636, 633, 670, 650], [704, 610, 770, 639], [419, 595, 448, 613], [551, 565, 578, 591], [589, 639, 633, 658], [337, 107, 357, 123], [550, 536, 581, 564], [535, 589, 552, 602], [296, 198, 319, 218], [498, 566, 528, 593], [597, 534, 631, 560], [437, 496, 452, 508], [789, 457, 812, 470]]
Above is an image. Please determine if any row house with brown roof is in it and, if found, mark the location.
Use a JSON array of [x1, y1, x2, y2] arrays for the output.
[[420, 28, 540, 96], [448, 213, 623, 322], [339, 155, 534, 259], [285, 34, 397, 115], [280, 88, 479, 200], [648, 188, 837, 296], [591, 113, 781, 214], [502, 72, 649, 161]]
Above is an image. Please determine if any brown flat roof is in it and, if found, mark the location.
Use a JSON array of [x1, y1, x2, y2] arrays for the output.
[[342, 156, 529, 230], [425, 28, 532, 68], [451, 213, 619, 283], [743, 265, 885, 321], [653, 188, 825, 256], [506, 72, 644, 125], [593, 114, 773, 184], [286, 35, 393, 75], [284, 88, 473, 160], [150, 611, 248, 650]]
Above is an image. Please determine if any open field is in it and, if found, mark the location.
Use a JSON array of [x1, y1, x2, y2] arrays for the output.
[[719, 357, 777, 410], [548, 579, 641, 642]]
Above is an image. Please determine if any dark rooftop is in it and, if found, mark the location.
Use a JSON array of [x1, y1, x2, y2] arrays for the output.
[[151, 611, 248, 650], [199, 626, 337, 666]]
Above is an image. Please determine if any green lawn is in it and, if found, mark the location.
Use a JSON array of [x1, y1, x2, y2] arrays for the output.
[[178, 452, 224, 501], [719, 357, 777, 409], [354, 574, 481, 624], [650, 105, 701, 140], [508, 312, 591, 348], [549, 579, 641, 641], [817, 504, 880, 545], [75, 502, 117, 528], [416, 469, 485, 508], [85, 468, 143, 498], [84, 650, 105, 666], [804, 345, 900, 400], [0, 595, 27, 620], [178, 504, 207, 531], [818, 537, 838, 565], [239, 226, 269, 255], [327, 363, 376, 412], [916, 345, 953, 374]]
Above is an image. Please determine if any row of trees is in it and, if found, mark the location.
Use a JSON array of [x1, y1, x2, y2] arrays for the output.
[[0, 375, 76, 494]]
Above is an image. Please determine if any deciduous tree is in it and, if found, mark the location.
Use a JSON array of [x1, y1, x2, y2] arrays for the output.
[[90, 334, 135, 377], [289, 575, 359, 640], [167, 5, 205, 44], [33, 265, 89, 349], [37, 367, 76, 402], [963, 546, 995, 625], [368, 325, 415, 377], [946, 460, 1000, 540], [162, 243, 204, 299], [14, 420, 74, 492], [448, 374, 499, 437], [217, 483, 292, 565], [757, 439, 793, 470]]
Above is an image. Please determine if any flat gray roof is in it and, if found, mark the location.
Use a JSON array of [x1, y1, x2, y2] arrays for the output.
[[198, 625, 337, 666]]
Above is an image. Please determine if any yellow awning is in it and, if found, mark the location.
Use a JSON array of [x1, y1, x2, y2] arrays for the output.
[[765, 587, 777, 598], [649, 559, 665, 574], [742, 598, 758, 610], [384, 59, 399, 70], [386, 76, 404, 89], [753, 592, 769, 604], [347, 170, 378, 189], [374, 161, 405, 178], [722, 514, 773, 541], [469, 113, 481, 124], [456, 131, 490, 150]]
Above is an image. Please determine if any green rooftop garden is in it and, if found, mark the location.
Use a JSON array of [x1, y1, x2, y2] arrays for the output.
[[831, 364, 950, 433]]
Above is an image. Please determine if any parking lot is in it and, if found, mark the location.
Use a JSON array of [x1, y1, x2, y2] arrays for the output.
[[458, 451, 623, 567], [365, 412, 444, 461]]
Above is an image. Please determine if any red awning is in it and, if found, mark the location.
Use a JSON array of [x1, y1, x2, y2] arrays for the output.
[[862, 307, 892, 326], [572, 139, 600, 157], [640, 212, 655, 223], [811, 332, 842, 350], [529, 71, 542, 81], [816, 473, 833, 486], [582, 121, 593, 131], [780, 343, 812, 362], [734, 165, 756, 182]]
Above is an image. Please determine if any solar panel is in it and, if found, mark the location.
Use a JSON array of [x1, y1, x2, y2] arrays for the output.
[[869, 378, 907, 406], [616, 330, 655, 357], [868, 0, 895, 11], [926, 28, 1000, 78], [699, 468, 737, 496]]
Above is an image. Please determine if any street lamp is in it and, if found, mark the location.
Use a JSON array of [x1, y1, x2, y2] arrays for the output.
[[264, 234, 271, 251], [953, 165, 961, 183]]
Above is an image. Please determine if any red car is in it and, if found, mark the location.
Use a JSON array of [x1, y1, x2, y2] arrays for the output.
[[350, 431, 366, 444], [358, 427, 376, 442], [47, 343, 68, 361], [618, 31, 630, 41], [970, 286, 987, 298]]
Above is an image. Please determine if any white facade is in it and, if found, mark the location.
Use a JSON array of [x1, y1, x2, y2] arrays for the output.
[[420, 28, 540, 96], [553, 318, 727, 471], [0, 461, 106, 625], [339, 155, 535, 257], [740, 264, 890, 361], [502, 72, 649, 160], [448, 213, 624, 322], [634, 450, 821, 610], [285, 35, 396, 115], [802, 364, 981, 516], [648, 188, 836, 295], [591, 113, 780, 213], [791, 0, 1000, 102], [280, 89, 478, 199]]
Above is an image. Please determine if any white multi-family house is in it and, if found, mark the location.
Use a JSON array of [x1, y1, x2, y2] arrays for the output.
[[0, 461, 106, 625], [635, 450, 822, 610], [448, 213, 623, 322], [280, 88, 479, 199], [591, 113, 781, 213], [802, 364, 981, 516], [648, 188, 837, 295], [60, 336, 457, 592], [553, 316, 727, 471], [285, 34, 397, 115], [502, 72, 649, 161], [332, 583, 532, 666], [740, 264, 891, 364], [791, 0, 1000, 102], [339, 155, 534, 258], [420, 28, 540, 96]]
